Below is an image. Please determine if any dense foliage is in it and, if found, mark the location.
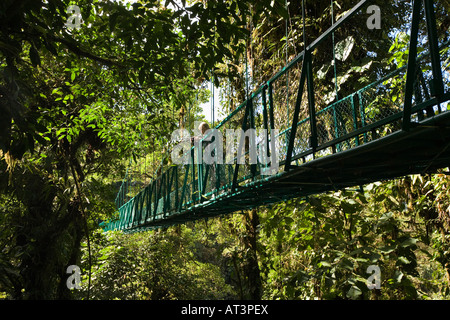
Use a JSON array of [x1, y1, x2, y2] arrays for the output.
[[259, 175, 450, 299], [64, 174, 448, 300], [0, 0, 449, 300]]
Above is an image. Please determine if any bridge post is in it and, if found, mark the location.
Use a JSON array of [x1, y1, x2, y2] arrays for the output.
[[174, 166, 179, 213], [358, 91, 369, 143], [249, 97, 257, 178], [402, 0, 421, 131], [197, 139, 204, 202], [191, 149, 196, 203], [165, 167, 175, 215], [153, 175, 162, 219], [285, 56, 307, 171], [232, 98, 252, 191], [262, 85, 270, 161], [403, 0, 444, 130], [179, 165, 188, 211], [144, 183, 152, 223], [306, 51, 317, 156], [423, 0, 444, 101], [268, 83, 275, 132], [351, 94, 360, 146]]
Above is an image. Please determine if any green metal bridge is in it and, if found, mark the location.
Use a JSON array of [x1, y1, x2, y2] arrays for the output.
[[103, 0, 450, 233]]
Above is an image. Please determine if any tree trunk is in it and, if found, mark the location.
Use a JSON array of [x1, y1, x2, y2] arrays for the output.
[[12, 168, 86, 300], [242, 209, 262, 300]]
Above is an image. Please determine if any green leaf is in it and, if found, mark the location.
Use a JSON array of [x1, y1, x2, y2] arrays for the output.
[[379, 245, 396, 254], [319, 261, 332, 268], [317, 64, 330, 80], [275, 5, 289, 20], [398, 256, 411, 264], [400, 237, 417, 248], [29, 45, 41, 66], [393, 270, 404, 283], [340, 200, 359, 214], [109, 12, 119, 31], [335, 36, 355, 61], [346, 285, 362, 299], [52, 88, 63, 96], [139, 68, 146, 85]]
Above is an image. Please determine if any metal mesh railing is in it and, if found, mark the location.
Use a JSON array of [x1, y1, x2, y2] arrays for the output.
[[316, 95, 356, 149]]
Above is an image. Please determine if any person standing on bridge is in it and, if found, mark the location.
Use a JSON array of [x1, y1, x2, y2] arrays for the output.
[[191, 122, 213, 151], [191, 122, 218, 200]]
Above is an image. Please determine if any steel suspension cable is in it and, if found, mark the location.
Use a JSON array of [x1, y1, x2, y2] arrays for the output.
[[331, 0, 339, 101]]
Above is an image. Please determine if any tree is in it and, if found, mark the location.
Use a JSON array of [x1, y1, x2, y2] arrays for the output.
[[74, 228, 236, 300], [0, 0, 261, 299]]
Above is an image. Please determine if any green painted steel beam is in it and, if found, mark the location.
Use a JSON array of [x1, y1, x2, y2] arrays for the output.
[[403, 0, 426, 131], [424, 0, 444, 99], [285, 55, 307, 171]]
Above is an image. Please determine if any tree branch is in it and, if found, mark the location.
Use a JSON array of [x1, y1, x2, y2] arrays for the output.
[[49, 35, 124, 69]]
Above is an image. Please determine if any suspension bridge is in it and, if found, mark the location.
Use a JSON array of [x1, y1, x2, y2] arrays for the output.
[[103, 0, 450, 233]]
